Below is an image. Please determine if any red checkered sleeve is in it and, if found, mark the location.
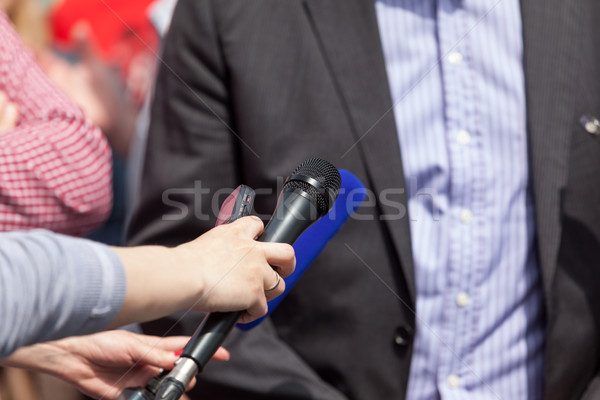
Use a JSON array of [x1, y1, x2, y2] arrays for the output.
[[0, 12, 113, 236]]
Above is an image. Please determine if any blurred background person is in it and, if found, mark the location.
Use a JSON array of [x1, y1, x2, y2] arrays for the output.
[[0, 1, 171, 398], [0, 5, 113, 398], [0, 3, 112, 236]]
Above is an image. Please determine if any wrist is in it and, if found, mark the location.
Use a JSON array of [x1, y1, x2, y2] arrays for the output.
[[110, 245, 195, 327], [1, 342, 71, 379], [171, 243, 206, 311]]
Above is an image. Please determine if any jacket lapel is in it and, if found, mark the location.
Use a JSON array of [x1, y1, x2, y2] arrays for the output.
[[303, 0, 416, 302], [520, 0, 580, 304]]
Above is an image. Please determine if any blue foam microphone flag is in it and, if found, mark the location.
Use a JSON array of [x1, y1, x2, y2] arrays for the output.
[[237, 169, 367, 331]]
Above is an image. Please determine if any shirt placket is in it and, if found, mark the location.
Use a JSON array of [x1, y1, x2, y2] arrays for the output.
[[436, 1, 483, 397]]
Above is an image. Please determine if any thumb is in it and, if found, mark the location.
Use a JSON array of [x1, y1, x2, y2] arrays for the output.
[[211, 347, 230, 361], [232, 216, 264, 239]]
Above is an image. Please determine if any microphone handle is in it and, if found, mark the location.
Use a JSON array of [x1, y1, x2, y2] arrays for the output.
[[116, 388, 154, 400], [180, 311, 242, 371], [179, 189, 318, 370]]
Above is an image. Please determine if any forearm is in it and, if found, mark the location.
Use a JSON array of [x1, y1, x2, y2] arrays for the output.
[[114, 218, 294, 327], [0, 119, 113, 235], [0, 220, 293, 359], [0, 233, 193, 356], [1, 341, 74, 376], [108, 245, 198, 329]]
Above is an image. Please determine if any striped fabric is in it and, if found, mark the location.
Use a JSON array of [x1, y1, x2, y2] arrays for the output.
[[375, 1, 545, 399], [0, 12, 112, 236]]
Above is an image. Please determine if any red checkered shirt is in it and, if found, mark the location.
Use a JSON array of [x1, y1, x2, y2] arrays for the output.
[[0, 12, 112, 236]]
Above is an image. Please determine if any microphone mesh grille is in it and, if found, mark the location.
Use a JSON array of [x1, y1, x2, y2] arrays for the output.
[[284, 158, 342, 216]]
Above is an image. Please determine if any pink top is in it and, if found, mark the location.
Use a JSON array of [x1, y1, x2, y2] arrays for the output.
[[0, 12, 112, 235]]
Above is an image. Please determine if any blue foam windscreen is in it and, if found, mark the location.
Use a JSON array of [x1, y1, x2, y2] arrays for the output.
[[237, 169, 367, 331]]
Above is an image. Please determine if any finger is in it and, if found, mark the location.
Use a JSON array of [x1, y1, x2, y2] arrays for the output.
[[0, 92, 12, 132], [212, 346, 230, 361], [185, 376, 197, 392], [0, 116, 13, 132], [98, 365, 162, 399], [241, 296, 268, 324], [0, 106, 17, 132], [231, 215, 264, 238], [264, 269, 280, 291], [259, 242, 296, 278], [2, 102, 19, 129], [135, 334, 191, 352], [264, 271, 286, 301], [0, 91, 7, 110], [77, 366, 158, 400], [128, 340, 179, 369], [133, 364, 163, 385], [81, 382, 121, 400]]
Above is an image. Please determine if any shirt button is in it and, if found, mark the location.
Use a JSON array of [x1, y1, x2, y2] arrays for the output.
[[580, 115, 600, 136], [394, 334, 407, 346], [456, 292, 470, 307], [448, 374, 461, 388], [448, 51, 463, 65], [393, 326, 413, 348], [460, 209, 473, 223], [456, 130, 471, 145]]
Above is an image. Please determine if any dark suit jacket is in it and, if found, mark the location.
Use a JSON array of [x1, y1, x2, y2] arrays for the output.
[[127, 0, 600, 398]]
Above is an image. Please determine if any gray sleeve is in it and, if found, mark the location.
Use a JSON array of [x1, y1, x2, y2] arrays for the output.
[[0, 230, 127, 359]]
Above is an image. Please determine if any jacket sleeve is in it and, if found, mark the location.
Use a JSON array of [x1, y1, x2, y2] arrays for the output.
[[126, 0, 347, 398], [0, 230, 126, 359], [0, 12, 112, 236]]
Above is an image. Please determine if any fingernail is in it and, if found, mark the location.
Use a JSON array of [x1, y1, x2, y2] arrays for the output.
[[174, 349, 183, 356]]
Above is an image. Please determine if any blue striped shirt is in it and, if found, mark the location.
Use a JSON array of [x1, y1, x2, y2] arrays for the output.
[[375, 1, 545, 398]]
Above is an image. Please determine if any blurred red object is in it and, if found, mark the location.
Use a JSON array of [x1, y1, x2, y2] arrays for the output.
[[49, 0, 158, 70]]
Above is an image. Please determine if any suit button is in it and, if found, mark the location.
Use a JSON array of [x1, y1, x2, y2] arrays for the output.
[[580, 115, 600, 136], [394, 326, 412, 347]]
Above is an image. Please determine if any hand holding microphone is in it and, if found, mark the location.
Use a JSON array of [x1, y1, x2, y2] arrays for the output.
[[0, 204, 297, 400], [238, 168, 367, 330], [172, 216, 295, 322], [148, 158, 342, 400], [109, 216, 295, 330]]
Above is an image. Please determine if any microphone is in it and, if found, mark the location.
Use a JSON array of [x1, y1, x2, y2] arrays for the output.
[[238, 169, 366, 330], [154, 158, 342, 400]]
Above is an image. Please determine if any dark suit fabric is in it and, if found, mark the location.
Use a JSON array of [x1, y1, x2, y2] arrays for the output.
[[127, 1, 600, 399]]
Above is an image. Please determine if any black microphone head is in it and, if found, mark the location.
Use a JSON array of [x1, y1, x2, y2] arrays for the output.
[[284, 158, 342, 217]]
